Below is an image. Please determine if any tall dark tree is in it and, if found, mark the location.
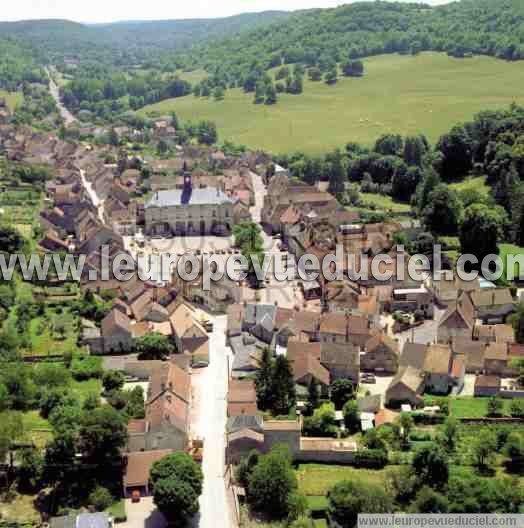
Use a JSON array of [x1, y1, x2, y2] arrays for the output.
[[422, 184, 463, 236], [255, 347, 274, 411], [435, 126, 473, 181], [327, 149, 346, 197], [271, 355, 296, 416]]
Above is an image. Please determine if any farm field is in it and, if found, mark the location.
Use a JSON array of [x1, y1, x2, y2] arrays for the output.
[[139, 53, 524, 155]]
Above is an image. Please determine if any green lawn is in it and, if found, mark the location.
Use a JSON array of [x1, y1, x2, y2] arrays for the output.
[[499, 243, 524, 281], [0, 90, 23, 111], [71, 378, 102, 403], [449, 175, 490, 196], [139, 53, 524, 155], [359, 192, 412, 214], [25, 307, 80, 358], [296, 464, 393, 496], [450, 397, 514, 418]]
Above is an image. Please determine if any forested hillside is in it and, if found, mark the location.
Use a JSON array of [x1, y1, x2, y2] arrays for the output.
[[0, 37, 47, 91], [187, 0, 524, 92]]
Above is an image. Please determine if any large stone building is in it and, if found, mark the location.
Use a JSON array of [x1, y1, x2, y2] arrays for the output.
[[144, 174, 234, 236]]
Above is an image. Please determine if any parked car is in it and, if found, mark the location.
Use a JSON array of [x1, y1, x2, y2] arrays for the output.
[[131, 490, 141, 503]]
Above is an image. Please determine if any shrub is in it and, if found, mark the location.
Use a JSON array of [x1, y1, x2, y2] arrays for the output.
[[88, 486, 113, 511], [71, 356, 103, 380], [354, 449, 388, 469]]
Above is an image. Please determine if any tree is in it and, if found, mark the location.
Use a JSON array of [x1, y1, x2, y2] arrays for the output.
[[89, 486, 113, 511], [324, 67, 338, 85], [342, 60, 364, 77], [392, 165, 422, 201], [422, 184, 463, 236], [308, 67, 322, 81], [473, 429, 497, 468], [487, 396, 504, 417], [505, 433, 524, 469], [0, 412, 24, 470], [509, 398, 524, 418], [327, 149, 346, 197], [330, 379, 354, 410], [439, 416, 459, 452], [435, 126, 473, 181], [327, 480, 392, 528], [265, 83, 277, 105], [213, 86, 225, 101], [102, 370, 125, 393], [135, 332, 174, 359], [79, 405, 127, 462], [248, 446, 298, 519], [404, 135, 428, 166], [197, 120, 218, 145], [342, 400, 360, 433], [412, 444, 449, 488], [0, 225, 25, 253], [17, 447, 43, 492], [157, 140, 168, 155], [375, 134, 403, 156], [254, 81, 266, 104], [459, 204, 507, 264], [303, 402, 338, 437], [255, 347, 274, 411], [108, 127, 119, 147], [397, 412, 414, 448], [305, 377, 320, 415], [271, 355, 296, 416], [151, 451, 203, 495], [411, 486, 449, 513]]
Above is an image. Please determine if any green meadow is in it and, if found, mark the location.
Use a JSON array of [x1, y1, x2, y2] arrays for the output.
[[139, 52, 524, 155], [0, 90, 23, 111]]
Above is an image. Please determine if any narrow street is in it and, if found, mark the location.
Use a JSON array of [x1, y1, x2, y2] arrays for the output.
[[80, 169, 106, 222], [46, 67, 77, 126], [190, 314, 234, 528]]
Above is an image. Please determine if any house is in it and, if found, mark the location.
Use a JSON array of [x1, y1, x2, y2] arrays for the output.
[[320, 342, 360, 383], [319, 312, 375, 347], [361, 334, 400, 374], [242, 304, 277, 344], [390, 287, 434, 318], [423, 344, 452, 394], [170, 303, 209, 360], [101, 309, 133, 353], [451, 337, 486, 374], [473, 324, 515, 344], [230, 334, 262, 379], [450, 357, 466, 392], [437, 292, 475, 343], [483, 343, 510, 376], [469, 288, 515, 323], [123, 449, 172, 497], [227, 304, 244, 342], [474, 375, 501, 397], [287, 342, 330, 392], [399, 342, 429, 370], [385, 366, 425, 408], [428, 271, 479, 305], [127, 360, 191, 452], [228, 379, 258, 417]]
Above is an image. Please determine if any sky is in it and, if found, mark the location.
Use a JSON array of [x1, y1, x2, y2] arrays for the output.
[[1, 0, 452, 24]]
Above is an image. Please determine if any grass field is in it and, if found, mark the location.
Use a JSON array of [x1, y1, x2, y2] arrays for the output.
[[359, 192, 412, 213], [499, 243, 524, 281], [139, 53, 524, 155], [0, 90, 23, 111], [296, 463, 393, 496], [450, 397, 514, 418]]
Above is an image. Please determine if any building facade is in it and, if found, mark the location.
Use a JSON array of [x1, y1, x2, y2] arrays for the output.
[[144, 174, 234, 236]]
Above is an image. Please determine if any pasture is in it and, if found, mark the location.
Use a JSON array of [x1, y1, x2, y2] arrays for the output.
[[139, 53, 524, 155]]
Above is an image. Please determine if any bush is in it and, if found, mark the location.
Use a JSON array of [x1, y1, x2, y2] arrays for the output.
[[71, 356, 103, 381], [354, 449, 388, 469], [89, 486, 113, 511], [409, 431, 432, 442]]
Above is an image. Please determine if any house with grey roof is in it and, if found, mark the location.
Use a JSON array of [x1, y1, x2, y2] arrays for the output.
[[242, 304, 277, 344]]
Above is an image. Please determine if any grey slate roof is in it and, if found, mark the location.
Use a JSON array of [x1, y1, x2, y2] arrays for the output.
[[145, 188, 233, 208], [244, 304, 277, 327], [226, 414, 264, 434], [231, 334, 258, 373]]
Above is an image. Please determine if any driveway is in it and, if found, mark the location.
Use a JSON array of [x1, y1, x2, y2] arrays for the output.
[[123, 497, 166, 528], [190, 314, 233, 528]]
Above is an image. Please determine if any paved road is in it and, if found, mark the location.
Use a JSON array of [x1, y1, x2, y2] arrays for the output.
[[190, 314, 234, 528], [46, 67, 77, 126], [80, 169, 106, 222]]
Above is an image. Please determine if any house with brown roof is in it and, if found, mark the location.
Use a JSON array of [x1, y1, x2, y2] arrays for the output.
[[423, 344, 452, 394], [227, 379, 258, 417], [473, 323, 515, 345], [101, 309, 133, 353], [170, 303, 209, 361], [361, 334, 400, 374], [451, 337, 486, 374], [127, 360, 191, 452], [474, 375, 501, 397], [483, 342, 510, 376], [469, 288, 515, 323], [437, 292, 475, 343], [287, 342, 330, 391], [123, 449, 172, 497], [385, 366, 425, 407], [319, 312, 374, 347]]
